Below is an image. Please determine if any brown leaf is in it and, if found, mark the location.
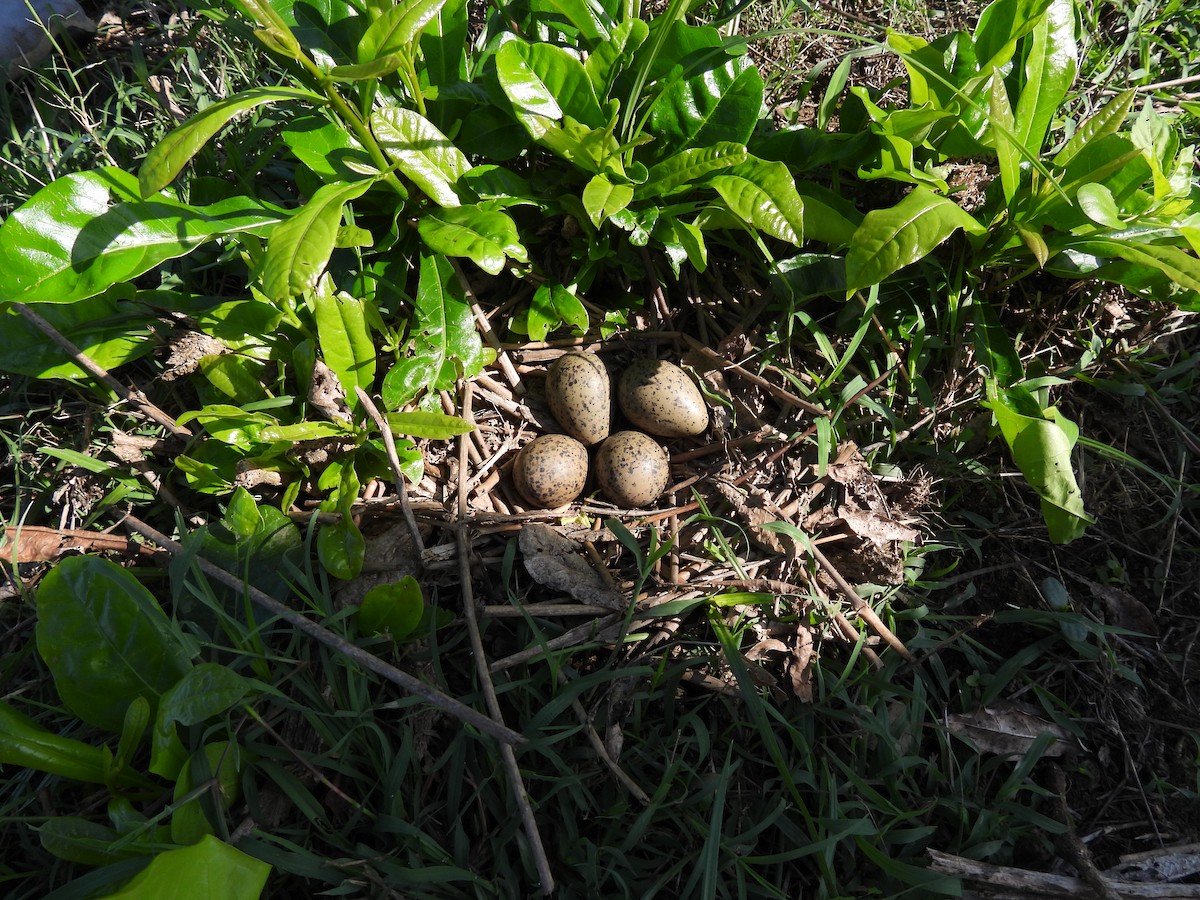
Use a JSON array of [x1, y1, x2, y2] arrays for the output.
[[786, 624, 815, 702], [947, 703, 1075, 758], [837, 506, 919, 546], [161, 330, 227, 381], [519, 524, 625, 610], [309, 359, 352, 423], [0, 526, 138, 564], [1088, 580, 1159, 638]]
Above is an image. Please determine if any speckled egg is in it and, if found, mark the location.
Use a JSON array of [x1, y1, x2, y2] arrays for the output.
[[545, 352, 611, 446], [595, 431, 669, 508], [618, 358, 708, 438], [513, 434, 589, 508]]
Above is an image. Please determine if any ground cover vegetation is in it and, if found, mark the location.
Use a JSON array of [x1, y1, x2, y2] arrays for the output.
[[0, 0, 1198, 895]]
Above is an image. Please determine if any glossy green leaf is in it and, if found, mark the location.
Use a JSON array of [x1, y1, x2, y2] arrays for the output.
[[527, 282, 589, 340], [1013, 0, 1076, 154], [638, 142, 747, 198], [381, 252, 487, 408], [0, 701, 114, 785], [314, 286, 376, 410], [328, 55, 404, 81], [35, 556, 192, 733], [794, 182, 861, 248], [359, 0, 449, 62], [1053, 89, 1136, 168], [224, 487, 263, 539], [100, 835, 270, 900], [372, 107, 470, 207], [139, 88, 322, 197], [0, 295, 156, 379], [282, 115, 374, 180], [261, 179, 373, 300], [318, 517, 364, 580], [417, 205, 527, 274], [582, 174, 634, 227], [497, 40, 605, 130], [356, 576, 425, 640], [973, 0, 1054, 70], [983, 385, 1092, 543], [150, 665, 257, 780], [989, 75, 1020, 207], [1059, 238, 1200, 293], [386, 410, 474, 438], [584, 17, 647, 96], [709, 158, 805, 245], [1076, 183, 1122, 227], [534, 0, 613, 44], [653, 215, 707, 275], [648, 53, 763, 155], [421, 0, 468, 89], [845, 187, 986, 292], [0, 169, 281, 307]]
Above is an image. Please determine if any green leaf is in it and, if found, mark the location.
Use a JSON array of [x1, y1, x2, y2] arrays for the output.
[[356, 576, 425, 640], [99, 835, 270, 900], [983, 385, 1093, 543], [582, 174, 634, 227], [261, 179, 374, 300], [0, 169, 282, 307], [382, 252, 487, 407], [359, 0, 450, 61], [371, 108, 471, 207], [386, 410, 474, 439], [313, 286, 376, 410], [1053, 89, 1136, 168], [1058, 238, 1200, 294], [282, 115, 374, 180], [328, 55, 404, 81], [0, 701, 114, 785], [584, 17, 647, 97], [318, 517, 364, 581], [527, 282, 589, 340], [0, 295, 156, 379], [38, 818, 142, 866], [139, 88, 322, 197], [638, 142, 748, 198], [973, 0, 1055, 70], [171, 741, 243, 846], [497, 40, 605, 130], [534, 0, 614, 45], [845, 186, 986, 292], [794, 181, 861, 248], [417, 205, 527, 274], [989, 74, 1020, 207], [653, 215, 707, 275], [648, 53, 763, 155], [1076, 183, 1122, 227], [35, 556, 192, 732], [709, 158, 805, 245], [150, 666, 256, 780], [1013, 0, 1076, 154]]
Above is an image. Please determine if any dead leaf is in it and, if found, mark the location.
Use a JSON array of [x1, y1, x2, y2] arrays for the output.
[[947, 703, 1076, 759], [745, 638, 788, 661], [1087, 580, 1159, 638], [519, 524, 625, 610], [837, 506, 919, 546], [161, 331, 227, 381], [0, 526, 141, 564], [309, 359, 352, 422], [713, 479, 789, 555], [787, 624, 815, 702]]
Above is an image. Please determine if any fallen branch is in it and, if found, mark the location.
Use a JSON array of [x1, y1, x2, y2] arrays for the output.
[[927, 849, 1200, 898], [116, 513, 523, 746]]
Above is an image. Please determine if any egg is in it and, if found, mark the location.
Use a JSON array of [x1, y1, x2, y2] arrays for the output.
[[618, 358, 708, 438], [545, 352, 611, 446], [513, 434, 589, 508], [595, 431, 669, 508]]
